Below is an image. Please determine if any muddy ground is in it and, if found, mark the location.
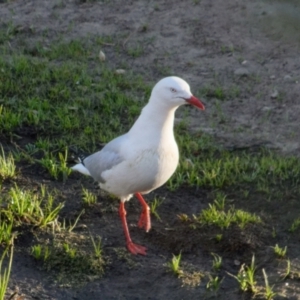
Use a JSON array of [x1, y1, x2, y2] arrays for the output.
[[1, 0, 300, 299]]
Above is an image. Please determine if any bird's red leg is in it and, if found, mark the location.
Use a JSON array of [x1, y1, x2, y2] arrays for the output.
[[119, 201, 147, 255], [135, 193, 151, 232]]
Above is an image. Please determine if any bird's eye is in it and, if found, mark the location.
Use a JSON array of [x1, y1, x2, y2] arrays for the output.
[[170, 88, 177, 93]]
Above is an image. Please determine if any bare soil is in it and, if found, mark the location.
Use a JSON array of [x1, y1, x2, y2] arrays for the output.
[[1, 0, 300, 299]]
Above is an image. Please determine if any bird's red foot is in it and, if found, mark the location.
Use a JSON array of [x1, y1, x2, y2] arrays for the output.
[[127, 241, 147, 255], [138, 208, 151, 232]]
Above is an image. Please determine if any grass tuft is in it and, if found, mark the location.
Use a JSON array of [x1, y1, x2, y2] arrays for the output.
[[262, 268, 276, 300], [4, 184, 64, 227], [82, 188, 97, 206], [31, 239, 106, 284], [193, 196, 261, 230], [167, 252, 182, 276], [228, 254, 257, 293], [272, 244, 287, 258], [0, 238, 14, 300], [0, 146, 16, 180], [150, 196, 164, 221], [40, 148, 71, 182]]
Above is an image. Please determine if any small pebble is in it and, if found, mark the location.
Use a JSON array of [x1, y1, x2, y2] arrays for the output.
[[99, 50, 106, 62], [234, 260, 240, 266], [284, 75, 293, 82], [262, 106, 272, 112], [68, 106, 78, 111], [115, 69, 126, 75], [234, 68, 249, 77], [271, 90, 279, 99]]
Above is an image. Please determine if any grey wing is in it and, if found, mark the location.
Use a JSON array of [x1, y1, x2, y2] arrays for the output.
[[83, 134, 127, 183]]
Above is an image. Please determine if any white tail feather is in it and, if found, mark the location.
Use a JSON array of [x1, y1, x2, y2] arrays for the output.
[[71, 164, 91, 176]]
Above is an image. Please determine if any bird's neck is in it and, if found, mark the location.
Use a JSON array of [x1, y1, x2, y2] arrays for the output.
[[128, 101, 178, 144]]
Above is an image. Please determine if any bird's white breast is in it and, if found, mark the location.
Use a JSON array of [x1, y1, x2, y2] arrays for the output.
[[100, 141, 179, 198]]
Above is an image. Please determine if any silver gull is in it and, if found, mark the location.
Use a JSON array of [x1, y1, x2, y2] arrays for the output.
[[72, 76, 205, 255]]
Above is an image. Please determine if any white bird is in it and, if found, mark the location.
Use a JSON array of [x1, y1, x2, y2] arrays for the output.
[[72, 76, 205, 255]]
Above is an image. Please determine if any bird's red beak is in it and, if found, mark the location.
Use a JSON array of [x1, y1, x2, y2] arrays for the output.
[[186, 95, 205, 110]]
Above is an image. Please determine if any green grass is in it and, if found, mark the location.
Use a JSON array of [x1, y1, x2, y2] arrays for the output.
[[211, 253, 222, 271], [228, 255, 257, 294], [195, 200, 261, 229], [169, 144, 300, 191], [150, 196, 164, 221], [0, 219, 13, 245], [0, 41, 150, 157], [167, 252, 182, 276], [198, 84, 240, 101], [178, 193, 261, 230], [4, 184, 64, 227], [166, 253, 204, 287], [0, 240, 14, 300], [39, 148, 71, 182], [90, 235, 103, 258], [0, 180, 65, 297], [31, 239, 105, 284], [0, 146, 16, 180], [272, 244, 287, 258], [262, 268, 277, 300], [289, 217, 300, 232], [126, 43, 144, 58], [82, 188, 97, 206], [2, 37, 300, 204], [206, 275, 223, 293]]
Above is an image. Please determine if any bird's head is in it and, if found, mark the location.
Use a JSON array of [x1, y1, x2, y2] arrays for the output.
[[150, 76, 205, 110]]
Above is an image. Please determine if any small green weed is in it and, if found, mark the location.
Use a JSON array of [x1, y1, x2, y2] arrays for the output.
[[280, 259, 300, 280], [272, 244, 287, 258], [215, 234, 223, 242], [0, 219, 13, 245], [211, 253, 222, 271], [194, 197, 261, 229], [40, 148, 71, 182], [0, 105, 21, 132], [150, 197, 163, 221], [63, 242, 77, 259], [90, 235, 103, 258], [126, 44, 144, 57], [82, 188, 97, 206], [31, 240, 105, 284], [31, 244, 43, 260], [262, 268, 276, 300], [228, 255, 257, 293], [281, 258, 291, 280], [206, 275, 223, 292], [5, 184, 64, 227], [0, 238, 14, 300], [289, 217, 300, 232], [31, 244, 51, 262], [0, 147, 16, 180], [60, 209, 85, 233], [0, 20, 18, 44], [167, 252, 182, 276]]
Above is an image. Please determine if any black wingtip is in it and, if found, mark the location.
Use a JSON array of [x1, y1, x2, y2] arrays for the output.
[[68, 146, 89, 166], [78, 153, 86, 165]]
